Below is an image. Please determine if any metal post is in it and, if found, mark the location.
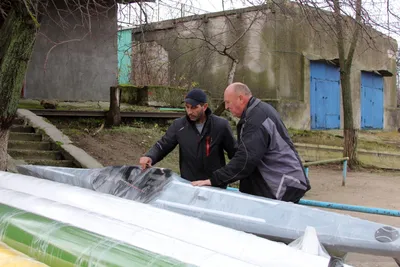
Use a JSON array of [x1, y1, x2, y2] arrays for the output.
[[342, 160, 348, 186], [304, 167, 309, 178]]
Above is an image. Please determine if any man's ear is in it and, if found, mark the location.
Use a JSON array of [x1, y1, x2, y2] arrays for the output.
[[203, 103, 209, 110]]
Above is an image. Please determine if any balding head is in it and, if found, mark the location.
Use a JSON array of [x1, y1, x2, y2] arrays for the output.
[[224, 82, 252, 118], [226, 82, 252, 96]]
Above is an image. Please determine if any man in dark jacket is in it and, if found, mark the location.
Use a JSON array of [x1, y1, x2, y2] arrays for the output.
[[191, 83, 311, 203], [139, 88, 237, 183]]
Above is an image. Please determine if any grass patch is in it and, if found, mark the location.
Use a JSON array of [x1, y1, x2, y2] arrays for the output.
[[48, 118, 104, 130], [62, 128, 86, 136], [358, 140, 399, 153], [289, 129, 342, 147], [18, 102, 44, 109], [288, 128, 400, 153]]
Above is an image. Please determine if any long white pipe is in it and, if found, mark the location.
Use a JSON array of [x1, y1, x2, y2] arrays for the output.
[[0, 171, 350, 267], [0, 188, 254, 267]]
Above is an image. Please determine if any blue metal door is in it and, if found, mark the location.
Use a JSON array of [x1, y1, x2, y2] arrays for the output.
[[310, 61, 341, 129], [361, 72, 383, 129]]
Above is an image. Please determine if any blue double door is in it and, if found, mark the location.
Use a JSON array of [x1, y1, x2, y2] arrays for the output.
[[310, 61, 341, 129], [360, 72, 384, 129], [310, 62, 383, 130]]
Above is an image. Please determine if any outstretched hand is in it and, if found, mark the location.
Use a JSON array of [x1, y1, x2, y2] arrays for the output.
[[139, 156, 152, 170], [191, 179, 211, 187]]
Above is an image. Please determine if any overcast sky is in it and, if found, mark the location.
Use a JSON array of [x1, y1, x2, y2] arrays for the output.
[[118, 0, 400, 44]]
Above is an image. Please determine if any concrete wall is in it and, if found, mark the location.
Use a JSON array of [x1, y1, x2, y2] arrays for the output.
[[25, 1, 118, 101], [131, 3, 398, 130]]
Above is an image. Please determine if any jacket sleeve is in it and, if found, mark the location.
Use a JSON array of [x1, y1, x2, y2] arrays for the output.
[[210, 122, 268, 186], [222, 121, 237, 159], [145, 121, 179, 165]]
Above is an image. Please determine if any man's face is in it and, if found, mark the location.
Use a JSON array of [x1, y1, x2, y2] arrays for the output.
[[185, 103, 208, 122], [224, 90, 244, 118]]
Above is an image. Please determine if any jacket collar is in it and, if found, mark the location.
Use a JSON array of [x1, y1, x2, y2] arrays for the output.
[[185, 107, 212, 124], [240, 97, 260, 120]]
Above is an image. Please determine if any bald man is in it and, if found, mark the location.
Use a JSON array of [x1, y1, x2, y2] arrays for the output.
[[192, 82, 311, 203]]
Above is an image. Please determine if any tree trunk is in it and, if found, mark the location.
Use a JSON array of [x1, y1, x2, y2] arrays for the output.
[[105, 86, 121, 127], [0, 129, 9, 171], [341, 70, 359, 168], [214, 58, 239, 116], [0, 9, 38, 170], [333, 0, 361, 169]]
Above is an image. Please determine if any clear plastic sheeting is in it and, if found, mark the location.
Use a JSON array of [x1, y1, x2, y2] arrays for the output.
[[0, 242, 48, 267], [0, 171, 351, 267], [29, 165, 174, 203], [0, 202, 190, 267], [289, 227, 331, 258], [15, 165, 400, 261]]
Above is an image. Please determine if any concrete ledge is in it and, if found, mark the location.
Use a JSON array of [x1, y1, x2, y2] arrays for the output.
[[16, 109, 103, 169], [60, 144, 103, 169], [17, 109, 72, 144], [295, 143, 400, 170]]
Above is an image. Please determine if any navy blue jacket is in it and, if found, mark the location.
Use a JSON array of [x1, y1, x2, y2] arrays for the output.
[[146, 109, 237, 182]]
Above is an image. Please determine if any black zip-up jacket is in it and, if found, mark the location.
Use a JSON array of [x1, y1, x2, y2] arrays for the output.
[[145, 108, 237, 182], [210, 97, 311, 202]]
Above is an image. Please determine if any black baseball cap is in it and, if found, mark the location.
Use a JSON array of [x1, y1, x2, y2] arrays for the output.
[[184, 88, 207, 106]]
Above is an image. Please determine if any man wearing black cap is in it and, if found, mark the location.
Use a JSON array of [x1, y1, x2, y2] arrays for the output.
[[139, 88, 237, 184]]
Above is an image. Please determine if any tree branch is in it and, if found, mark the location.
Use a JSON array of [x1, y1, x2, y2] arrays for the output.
[[346, 0, 362, 71]]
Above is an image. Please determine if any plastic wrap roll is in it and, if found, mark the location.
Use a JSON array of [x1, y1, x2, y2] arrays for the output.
[[15, 165, 400, 262], [0, 171, 350, 267], [0, 242, 47, 267], [0, 203, 190, 267]]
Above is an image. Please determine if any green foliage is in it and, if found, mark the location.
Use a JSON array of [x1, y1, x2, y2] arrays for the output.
[[55, 141, 64, 146]]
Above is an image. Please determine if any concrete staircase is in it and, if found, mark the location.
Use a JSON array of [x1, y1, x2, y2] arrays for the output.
[[8, 119, 77, 167]]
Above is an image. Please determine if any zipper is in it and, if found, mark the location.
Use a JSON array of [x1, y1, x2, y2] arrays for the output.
[[206, 136, 211, 156]]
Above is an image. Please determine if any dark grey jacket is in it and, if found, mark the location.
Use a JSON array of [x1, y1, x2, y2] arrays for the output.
[[210, 97, 311, 202], [145, 109, 237, 182]]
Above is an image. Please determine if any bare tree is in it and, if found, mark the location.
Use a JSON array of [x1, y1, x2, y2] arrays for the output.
[[333, 0, 362, 167], [175, 10, 262, 115], [131, 5, 264, 116], [288, 0, 398, 167], [0, 1, 40, 171], [0, 0, 126, 170]]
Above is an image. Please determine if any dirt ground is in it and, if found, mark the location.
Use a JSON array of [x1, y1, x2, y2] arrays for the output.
[[58, 124, 400, 267], [306, 167, 400, 267]]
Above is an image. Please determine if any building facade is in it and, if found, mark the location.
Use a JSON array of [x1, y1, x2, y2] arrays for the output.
[[130, 3, 399, 130]]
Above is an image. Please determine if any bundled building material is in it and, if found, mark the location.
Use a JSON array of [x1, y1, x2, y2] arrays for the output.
[[0, 202, 189, 267], [0, 170, 350, 267], [14, 164, 400, 264]]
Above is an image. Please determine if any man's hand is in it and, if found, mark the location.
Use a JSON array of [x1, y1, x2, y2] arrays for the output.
[[139, 156, 152, 170], [191, 179, 211, 187]]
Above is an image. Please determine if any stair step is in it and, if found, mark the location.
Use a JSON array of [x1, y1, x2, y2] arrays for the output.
[[8, 140, 53, 150], [9, 132, 42, 141], [12, 118, 25, 125], [24, 159, 76, 167], [10, 125, 35, 133], [8, 149, 63, 160]]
